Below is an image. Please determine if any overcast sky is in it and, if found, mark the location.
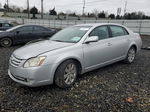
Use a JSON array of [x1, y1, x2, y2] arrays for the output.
[[0, 0, 150, 15]]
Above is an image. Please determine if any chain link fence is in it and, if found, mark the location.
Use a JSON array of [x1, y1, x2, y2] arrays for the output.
[[1, 17, 150, 35]]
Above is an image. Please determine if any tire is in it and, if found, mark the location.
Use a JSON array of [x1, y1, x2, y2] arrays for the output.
[[124, 46, 136, 64], [0, 38, 12, 47], [54, 60, 78, 88]]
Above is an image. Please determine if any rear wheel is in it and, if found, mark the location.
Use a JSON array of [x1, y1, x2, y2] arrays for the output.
[[124, 47, 136, 64], [0, 38, 12, 47], [54, 60, 78, 88]]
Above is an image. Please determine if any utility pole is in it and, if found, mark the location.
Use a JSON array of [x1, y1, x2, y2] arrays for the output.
[[124, 0, 127, 15], [41, 0, 44, 19], [82, 0, 85, 16], [27, 0, 30, 19], [7, 0, 9, 12]]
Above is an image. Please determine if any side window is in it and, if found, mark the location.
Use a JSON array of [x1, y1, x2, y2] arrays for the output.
[[110, 26, 127, 37], [34, 26, 48, 32], [0, 23, 2, 27], [3, 23, 10, 27], [18, 26, 33, 32], [122, 28, 129, 35], [89, 26, 109, 40]]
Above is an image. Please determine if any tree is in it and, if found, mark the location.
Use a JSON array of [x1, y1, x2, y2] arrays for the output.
[[124, 11, 145, 20], [3, 4, 15, 12], [58, 12, 66, 16], [4, 3, 8, 9], [108, 14, 115, 19], [23, 9, 28, 13], [49, 8, 57, 15], [92, 9, 99, 17], [30, 6, 38, 19], [69, 13, 76, 16], [10, 5, 22, 13], [87, 13, 95, 17], [98, 11, 106, 18]]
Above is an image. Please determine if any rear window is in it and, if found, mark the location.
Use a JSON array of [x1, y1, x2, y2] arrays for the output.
[[110, 25, 129, 37], [34, 26, 49, 31], [3, 23, 10, 27]]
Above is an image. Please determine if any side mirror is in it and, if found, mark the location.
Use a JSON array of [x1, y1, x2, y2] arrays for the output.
[[84, 36, 99, 44]]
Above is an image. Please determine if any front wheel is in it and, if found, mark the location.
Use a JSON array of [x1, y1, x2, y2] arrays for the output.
[[54, 60, 78, 88], [0, 38, 12, 47], [124, 47, 136, 64]]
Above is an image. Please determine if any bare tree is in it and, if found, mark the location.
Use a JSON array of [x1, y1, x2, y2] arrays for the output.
[[92, 9, 99, 17]]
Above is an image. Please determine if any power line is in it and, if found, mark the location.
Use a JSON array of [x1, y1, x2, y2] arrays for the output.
[[56, 0, 109, 7]]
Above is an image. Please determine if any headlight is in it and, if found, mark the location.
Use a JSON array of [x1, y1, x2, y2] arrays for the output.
[[24, 56, 46, 68]]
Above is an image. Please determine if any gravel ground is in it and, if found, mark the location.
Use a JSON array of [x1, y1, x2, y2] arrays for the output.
[[0, 36, 150, 112]]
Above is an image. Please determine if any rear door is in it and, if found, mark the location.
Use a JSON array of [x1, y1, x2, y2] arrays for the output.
[[107, 25, 130, 59], [33, 26, 53, 39]]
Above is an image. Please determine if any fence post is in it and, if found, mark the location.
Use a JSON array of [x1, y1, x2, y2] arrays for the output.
[[54, 19, 56, 28], [49, 19, 51, 28], [122, 20, 125, 25], [60, 20, 62, 29], [75, 20, 77, 25], [22, 18, 24, 24], [139, 20, 142, 34]]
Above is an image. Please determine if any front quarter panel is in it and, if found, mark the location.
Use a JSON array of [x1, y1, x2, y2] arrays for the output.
[[40, 44, 84, 81]]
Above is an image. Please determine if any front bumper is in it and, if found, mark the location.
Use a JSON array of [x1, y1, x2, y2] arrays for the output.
[[8, 64, 54, 87]]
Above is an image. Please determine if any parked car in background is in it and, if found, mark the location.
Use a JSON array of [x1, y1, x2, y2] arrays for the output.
[[0, 21, 14, 31], [8, 23, 142, 88], [0, 25, 57, 47]]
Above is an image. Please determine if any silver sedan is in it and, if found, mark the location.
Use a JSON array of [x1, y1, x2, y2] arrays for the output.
[[8, 23, 142, 88]]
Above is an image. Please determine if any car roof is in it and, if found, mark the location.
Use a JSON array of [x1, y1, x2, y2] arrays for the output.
[[12, 24, 48, 29], [17, 24, 44, 27], [6, 24, 49, 32], [0, 21, 9, 23], [75, 23, 125, 28]]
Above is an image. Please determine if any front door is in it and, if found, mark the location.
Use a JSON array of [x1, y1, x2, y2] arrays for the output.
[[15, 26, 33, 43], [83, 25, 112, 70]]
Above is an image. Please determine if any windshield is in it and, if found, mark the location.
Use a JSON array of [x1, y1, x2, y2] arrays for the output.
[[6, 25, 22, 31], [50, 26, 91, 43]]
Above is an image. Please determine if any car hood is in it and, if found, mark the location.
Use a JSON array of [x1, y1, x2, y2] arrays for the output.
[[13, 40, 75, 59]]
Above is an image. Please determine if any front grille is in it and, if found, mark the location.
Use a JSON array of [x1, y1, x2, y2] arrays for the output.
[[10, 55, 23, 67]]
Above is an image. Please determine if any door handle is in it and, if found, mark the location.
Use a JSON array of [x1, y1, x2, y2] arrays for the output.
[[107, 43, 112, 46]]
